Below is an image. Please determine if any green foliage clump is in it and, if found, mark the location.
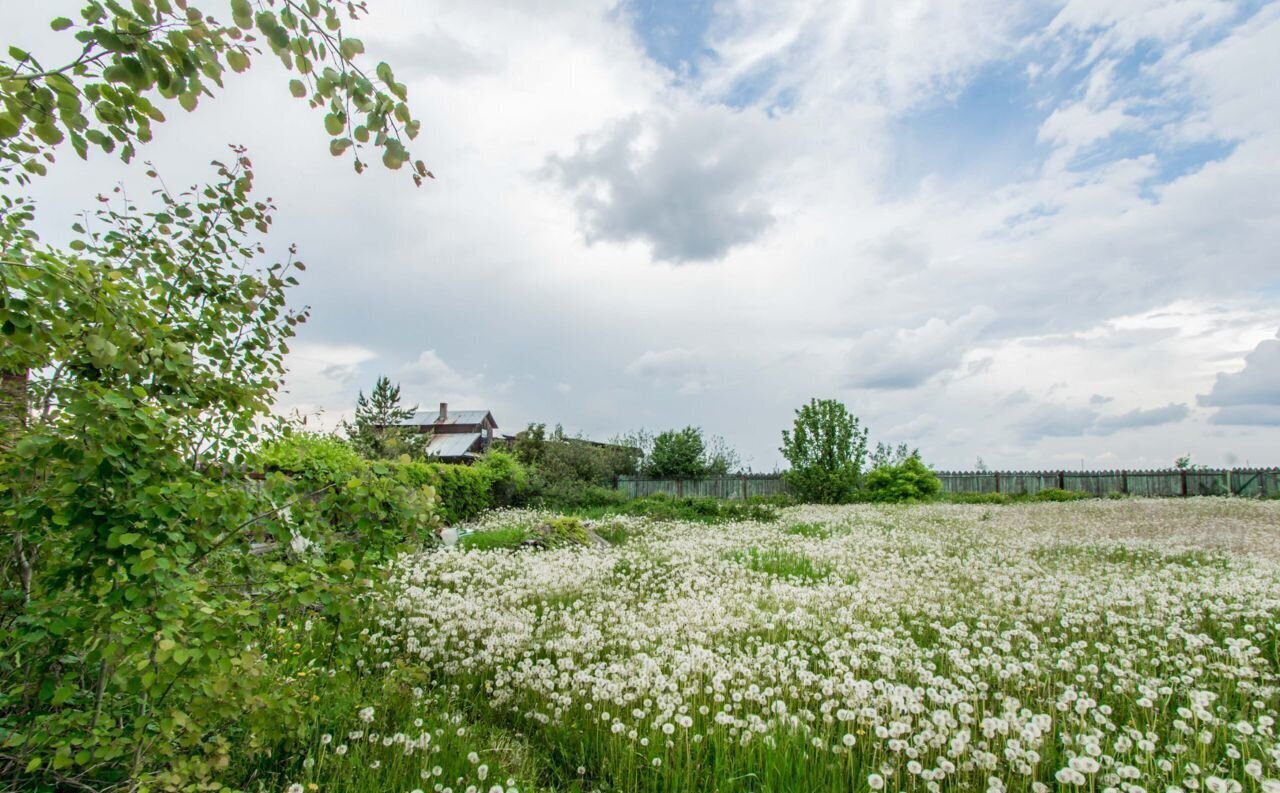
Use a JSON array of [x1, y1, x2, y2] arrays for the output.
[[1034, 488, 1089, 502], [260, 432, 366, 480], [864, 456, 943, 503], [0, 158, 436, 789], [780, 399, 868, 503], [430, 463, 495, 525], [646, 426, 707, 478], [615, 495, 778, 524], [0, 0, 430, 186], [473, 449, 530, 508]]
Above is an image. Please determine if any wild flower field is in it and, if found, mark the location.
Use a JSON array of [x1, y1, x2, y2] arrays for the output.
[[280, 499, 1280, 793]]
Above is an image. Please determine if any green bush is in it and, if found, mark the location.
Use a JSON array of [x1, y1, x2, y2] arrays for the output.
[[259, 432, 366, 480], [474, 449, 530, 507], [864, 457, 943, 503], [1034, 488, 1089, 502], [533, 480, 631, 509], [430, 463, 495, 525]]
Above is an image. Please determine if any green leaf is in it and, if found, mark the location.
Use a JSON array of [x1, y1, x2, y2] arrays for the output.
[[288, 79, 306, 98], [179, 92, 197, 112], [323, 113, 344, 135], [117, 532, 141, 546], [340, 38, 365, 60], [50, 17, 74, 31], [329, 137, 351, 156], [231, 0, 253, 28], [226, 49, 250, 73]]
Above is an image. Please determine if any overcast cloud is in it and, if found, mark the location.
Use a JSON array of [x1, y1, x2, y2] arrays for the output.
[[9, 0, 1280, 470]]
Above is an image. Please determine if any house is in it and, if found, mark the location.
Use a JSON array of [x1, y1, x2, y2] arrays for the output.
[[399, 402, 498, 463]]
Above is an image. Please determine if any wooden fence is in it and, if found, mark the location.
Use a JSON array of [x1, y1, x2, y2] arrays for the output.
[[616, 468, 1280, 500], [617, 475, 789, 500], [935, 468, 1280, 498]]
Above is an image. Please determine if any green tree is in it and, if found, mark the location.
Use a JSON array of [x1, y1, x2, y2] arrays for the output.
[[0, 4, 428, 787], [870, 441, 918, 469], [344, 375, 426, 459], [780, 399, 868, 503], [513, 421, 548, 467], [645, 426, 707, 478]]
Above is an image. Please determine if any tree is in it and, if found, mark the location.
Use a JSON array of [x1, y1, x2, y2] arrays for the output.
[[0, 4, 428, 787], [974, 456, 988, 472], [344, 375, 426, 459], [780, 399, 868, 503], [645, 426, 707, 478], [870, 441, 917, 470], [703, 433, 742, 475]]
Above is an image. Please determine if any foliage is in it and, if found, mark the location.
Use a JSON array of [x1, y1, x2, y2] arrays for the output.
[[517, 423, 639, 504], [0, 157, 439, 789], [473, 448, 529, 508], [863, 456, 943, 502], [869, 441, 918, 469], [428, 463, 494, 525], [0, 0, 430, 186], [645, 426, 706, 478], [0, 2, 432, 787], [1033, 487, 1089, 502], [343, 375, 427, 460], [533, 481, 631, 510], [780, 399, 868, 503], [702, 433, 742, 475], [259, 431, 365, 480]]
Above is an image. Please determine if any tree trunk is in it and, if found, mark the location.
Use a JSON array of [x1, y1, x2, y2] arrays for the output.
[[0, 365, 28, 451]]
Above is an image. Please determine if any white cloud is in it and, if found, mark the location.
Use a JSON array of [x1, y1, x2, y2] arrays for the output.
[[9, 0, 1280, 469]]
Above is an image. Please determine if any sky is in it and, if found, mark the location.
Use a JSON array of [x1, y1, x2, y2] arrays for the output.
[[9, 0, 1280, 471]]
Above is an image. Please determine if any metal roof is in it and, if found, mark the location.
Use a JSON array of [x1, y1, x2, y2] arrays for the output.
[[425, 432, 483, 459], [400, 409, 495, 428]]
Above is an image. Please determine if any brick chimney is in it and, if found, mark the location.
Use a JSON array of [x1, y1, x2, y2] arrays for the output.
[[438, 402, 448, 421]]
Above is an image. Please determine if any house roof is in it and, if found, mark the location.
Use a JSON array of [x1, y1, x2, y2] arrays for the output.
[[426, 432, 483, 459], [399, 410, 495, 428]]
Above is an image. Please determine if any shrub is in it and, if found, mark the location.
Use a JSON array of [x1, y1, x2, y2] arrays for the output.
[[474, 449, 530, 507], [864, 457, 943, 502], [1034, 488, 1089, 502], [533, 481, 630, 509], [430, 464, 494, 525], [259, 432, 366, 480]]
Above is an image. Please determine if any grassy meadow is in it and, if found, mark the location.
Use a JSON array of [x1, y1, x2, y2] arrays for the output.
[[248, 499, 1280, 793]]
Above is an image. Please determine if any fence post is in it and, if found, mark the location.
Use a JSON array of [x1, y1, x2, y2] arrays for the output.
[[1121, 470, 1128, 495], [994, 472, 1000, 493], [1180, 469, 1188, 497], [677, 479, 683, 498], [742, 476, 747, 500], [1227, 469, 1233, 496], [1058, 471, 1065, 489]]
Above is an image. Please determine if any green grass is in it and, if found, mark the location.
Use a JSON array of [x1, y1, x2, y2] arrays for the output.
[[458, 526, 528, 550], [561, 495, 779, 524], [727, 547, 833, 581], [784, 521, 832, 538]]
